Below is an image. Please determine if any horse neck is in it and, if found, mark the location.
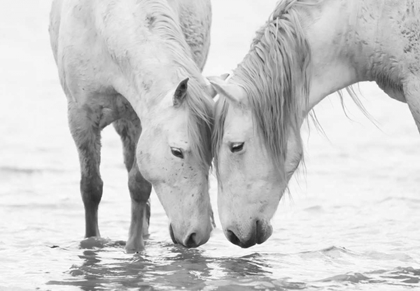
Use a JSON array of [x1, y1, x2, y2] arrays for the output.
[[105, 1, 205, 122], [302, 0, 362, 116], [131, 57, 204, 126]]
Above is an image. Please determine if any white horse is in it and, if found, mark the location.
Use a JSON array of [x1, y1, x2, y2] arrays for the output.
[[210, 0, 420, 248], [49, 0, 216, 252]]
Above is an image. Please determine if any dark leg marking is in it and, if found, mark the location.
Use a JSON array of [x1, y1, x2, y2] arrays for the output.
[[68, 102, 103, 238]]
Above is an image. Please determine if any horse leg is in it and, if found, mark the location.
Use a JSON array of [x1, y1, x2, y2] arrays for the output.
[[404, 77, 420, 133], [114, 118, 152, 253], [68, 102, 103, 238]]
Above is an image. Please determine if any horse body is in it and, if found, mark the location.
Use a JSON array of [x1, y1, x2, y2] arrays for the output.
[[50, 0, 214, 252], [306, 0, 419, 108], [211, 0, 420, 248]]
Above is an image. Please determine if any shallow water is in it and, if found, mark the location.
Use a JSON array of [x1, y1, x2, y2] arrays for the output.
[[1, 0, 419, 290]]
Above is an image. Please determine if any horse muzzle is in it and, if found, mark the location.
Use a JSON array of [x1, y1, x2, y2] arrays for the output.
[[224, 219, 273, 248], [169, 223, 211, 248]]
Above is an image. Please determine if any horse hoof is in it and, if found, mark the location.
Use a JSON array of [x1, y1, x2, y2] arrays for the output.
[[125, 245, 145, 254], [125, 240, 145, 254], [79, 237, 109, 249]]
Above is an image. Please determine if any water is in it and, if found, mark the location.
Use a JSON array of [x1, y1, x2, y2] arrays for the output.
[[1, 0, 419, 290]]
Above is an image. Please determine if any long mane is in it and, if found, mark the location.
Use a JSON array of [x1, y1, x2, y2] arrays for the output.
[[150, 0, 214, 170], [213, 0, 317, 178], [185, 80, 214, 170]]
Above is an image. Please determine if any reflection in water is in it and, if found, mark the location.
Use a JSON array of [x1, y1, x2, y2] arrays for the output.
[[48, 247, 155, 290], [41, 235, 420, 290], [46, 242, 307, 291], [41, 240, 420, 290]]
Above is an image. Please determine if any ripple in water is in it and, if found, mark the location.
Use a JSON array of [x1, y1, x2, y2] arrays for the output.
[[40, 240, 420, 291]]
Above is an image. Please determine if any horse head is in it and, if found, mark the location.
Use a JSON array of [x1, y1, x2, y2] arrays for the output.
[[210, 76, 304, 248], [137, 77, 215, 248]]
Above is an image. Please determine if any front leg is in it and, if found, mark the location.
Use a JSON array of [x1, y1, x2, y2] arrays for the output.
[[126, 162, 152, 253], [68, 102, 103, 238], [114, 118, 151, 253]]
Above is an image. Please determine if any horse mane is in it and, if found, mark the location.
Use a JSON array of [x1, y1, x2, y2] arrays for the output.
[[150, 1, 214, 170], [213, 0, 317, 178], [184, 80, 214, 170]]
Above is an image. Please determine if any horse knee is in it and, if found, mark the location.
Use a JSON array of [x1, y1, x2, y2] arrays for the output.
[[128, 170, 151, 203], [81, 175, 103, 206], [114, 116, 142, 172]]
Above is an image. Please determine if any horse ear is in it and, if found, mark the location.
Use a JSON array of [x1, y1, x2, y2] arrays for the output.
[[206, 73, 230, 98], [208, 77, 245, 106], [173, 78, 189, 107]]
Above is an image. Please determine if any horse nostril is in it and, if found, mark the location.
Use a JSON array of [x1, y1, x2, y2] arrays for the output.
[[169, 224, 177, 244], [226, 229, 241, 246], [184, 232, 198, 248]]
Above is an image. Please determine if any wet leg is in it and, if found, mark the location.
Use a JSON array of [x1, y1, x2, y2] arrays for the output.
[[126, 162, 152, 252], [114, 118, 152, 252], [68, 102, 103, 238]]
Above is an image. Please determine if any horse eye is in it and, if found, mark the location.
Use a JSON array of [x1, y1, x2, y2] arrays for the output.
[[230, 142, 244, 153], [170, 147, 184, 159]]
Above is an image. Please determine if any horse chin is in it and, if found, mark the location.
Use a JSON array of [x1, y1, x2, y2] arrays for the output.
[[256, 220, 273, 245]]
